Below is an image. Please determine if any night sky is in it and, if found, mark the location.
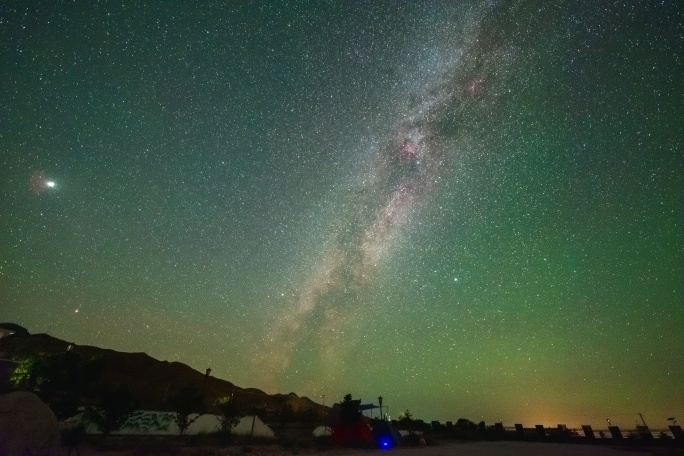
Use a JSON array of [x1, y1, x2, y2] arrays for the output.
[[2, 1, 682, 428]]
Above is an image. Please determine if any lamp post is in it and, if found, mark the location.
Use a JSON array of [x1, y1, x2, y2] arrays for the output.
[[378, 396, 383, 420], [321, 395, 327, 435], [203, 368, 211, 394]]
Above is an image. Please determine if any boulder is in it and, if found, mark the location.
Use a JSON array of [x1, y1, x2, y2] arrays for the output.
[[0, 391, 60, 456]]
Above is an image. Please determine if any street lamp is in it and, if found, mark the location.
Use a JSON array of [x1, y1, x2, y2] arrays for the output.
[[378, 396, 383, 420], [203, 368, 211, 394], [320, 395, 327, 435]]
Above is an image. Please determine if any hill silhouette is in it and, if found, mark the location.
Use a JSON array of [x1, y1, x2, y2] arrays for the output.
[[0, 328, 327, 420]]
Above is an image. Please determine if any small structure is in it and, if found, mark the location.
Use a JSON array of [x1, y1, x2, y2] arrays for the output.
[[232, 415, 275, 438], [669, 425, 684, 440], [581, 425, 595, 439], [328, 396, 375, 447], [372, 419, 402, 449], [312, 425, 332, 437], [636, 425, 653, 440], [557, 424, 570, 438], [72, 411, 274, 437], [514, 423, 524, 436], [608, 426, 623, 439], [332, 419, 374, 447]]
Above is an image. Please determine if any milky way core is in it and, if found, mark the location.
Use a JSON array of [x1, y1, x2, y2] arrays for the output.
[[255, 5, 516, 387]]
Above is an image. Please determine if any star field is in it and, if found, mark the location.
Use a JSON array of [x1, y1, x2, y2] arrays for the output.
[[1, 1, 682, 428]]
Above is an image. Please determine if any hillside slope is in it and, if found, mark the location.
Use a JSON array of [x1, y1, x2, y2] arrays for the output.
[[0, 330, 327, 418]]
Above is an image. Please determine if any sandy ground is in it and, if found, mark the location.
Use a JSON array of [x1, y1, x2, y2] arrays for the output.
[[65, 441, 665, 456]]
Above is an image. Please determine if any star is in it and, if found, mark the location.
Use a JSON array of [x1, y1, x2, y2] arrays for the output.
[[29, 171, 56, 195], [1, 0, 679, 429]]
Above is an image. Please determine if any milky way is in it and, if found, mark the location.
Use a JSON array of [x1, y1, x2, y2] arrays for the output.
[[255, 5, 517, 387], [2, 1, 681, 427]]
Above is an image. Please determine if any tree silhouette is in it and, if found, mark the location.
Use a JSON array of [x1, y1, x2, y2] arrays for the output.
[[87, 387, 138, 437], [398, 409, 414, 432], [10, 353, 76, 391], [169, 383, 205, 435], [215, 395, 243, 433], [340, 393, 361, 423], [398, 409, 413, 421]]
